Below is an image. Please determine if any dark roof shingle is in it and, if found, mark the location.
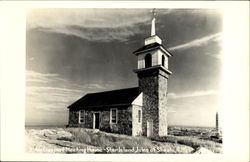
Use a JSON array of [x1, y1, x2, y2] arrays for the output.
[[133, 42, 161, 54], [133, 42, 173, 56], [68, 87, 140, 110]]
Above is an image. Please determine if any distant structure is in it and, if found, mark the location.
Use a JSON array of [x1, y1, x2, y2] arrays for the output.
[[216, 111, 221, 137], [67, 9, 173, 137], [216, 112, 219, 131]]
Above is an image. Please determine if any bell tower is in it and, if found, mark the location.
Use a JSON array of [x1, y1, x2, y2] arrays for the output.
[[133, 9, 172, 137]]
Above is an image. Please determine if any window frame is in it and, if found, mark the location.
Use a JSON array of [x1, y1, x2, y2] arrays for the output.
[[138, 110, 141, 123], [79, 110, 85, 124], [110, 108, 118, 124]]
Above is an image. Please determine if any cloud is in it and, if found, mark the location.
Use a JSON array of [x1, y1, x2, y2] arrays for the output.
[[27, 8, 175, 42], [25, 70, 115, 125], [35, 24, 143, 42], [168, 32, 222, 51], [167, 90, 221, 127], [26, 70, 60, 83], [204, 50, 223, 60], [26, 70, 110, 125], [168, 90, 219, 99], [27, 8, 158, 42], [26, 71, 83, 112], [27, 86, 83, 96], [27, 9, 151, 29]]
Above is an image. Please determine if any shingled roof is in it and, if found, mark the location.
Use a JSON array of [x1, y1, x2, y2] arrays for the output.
[[68, 87, 140, 110]]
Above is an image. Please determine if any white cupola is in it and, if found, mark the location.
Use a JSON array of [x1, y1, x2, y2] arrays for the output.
[[133, 9, 172, 74]]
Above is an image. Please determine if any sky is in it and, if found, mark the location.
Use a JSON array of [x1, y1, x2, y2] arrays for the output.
[[26, 8, 223, 127]]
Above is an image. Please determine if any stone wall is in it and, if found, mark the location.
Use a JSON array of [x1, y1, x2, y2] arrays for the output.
[[85, 110, 93, 128], [68, 110, 79, 127], [109, 107, 132, 135], [158, 70, 169, 136], [138, 71, 159, 137], [68, 106, 132, 135], [137, 68, 169, 137]]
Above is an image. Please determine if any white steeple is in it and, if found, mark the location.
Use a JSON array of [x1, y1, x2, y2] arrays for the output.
[[151, 9, 156, 36], [145, 8, 162, 46]]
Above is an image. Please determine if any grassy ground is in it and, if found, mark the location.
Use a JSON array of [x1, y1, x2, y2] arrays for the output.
[[66, 128, 194, 153], [152, 135, 222, 153], [26, 127, 222, 154]]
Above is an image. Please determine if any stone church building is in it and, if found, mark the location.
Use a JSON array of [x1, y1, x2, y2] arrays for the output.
[[67, 13, 172, 137]]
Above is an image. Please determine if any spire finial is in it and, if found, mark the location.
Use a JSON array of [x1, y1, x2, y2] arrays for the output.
[[144, 8, 162, 45], [150, 8, 156, 36], [152, 8, 156, 18]]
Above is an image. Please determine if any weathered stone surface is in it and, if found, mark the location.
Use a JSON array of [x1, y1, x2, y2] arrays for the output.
[[110, 107, 132, 135], [158, 72, 168, 136], [68, 110, 79, 127], [137, 67, 169, 137], [85, 110, 93, 128], [68, 106, 132, 135]]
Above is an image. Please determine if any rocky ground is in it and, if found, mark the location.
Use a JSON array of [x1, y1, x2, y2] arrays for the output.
[[26, 128, 99, 153], [25, 127, 217, 154]]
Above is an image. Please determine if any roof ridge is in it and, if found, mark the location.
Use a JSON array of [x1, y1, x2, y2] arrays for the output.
[[86, 86, 139, 95]]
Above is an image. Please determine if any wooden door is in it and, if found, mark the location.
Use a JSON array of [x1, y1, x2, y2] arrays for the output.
[[93, 113, 100, 129], [147, 120, 153, 137]]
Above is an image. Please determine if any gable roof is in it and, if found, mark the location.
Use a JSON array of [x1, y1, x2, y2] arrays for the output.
[[68, 87, 140, 110], [133, 42, 173, 57]]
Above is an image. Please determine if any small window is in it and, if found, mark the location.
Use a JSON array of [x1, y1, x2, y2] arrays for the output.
[[79, 110, 85, 124], [138, 110, 141, 123], [145, 54, 152, 68], [162, 55, 165, 67], [110, 108, 118, 123]]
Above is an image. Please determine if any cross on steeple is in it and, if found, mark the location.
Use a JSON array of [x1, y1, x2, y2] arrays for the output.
[[143, 8, 162, 46], [151, 8, 156, 18]]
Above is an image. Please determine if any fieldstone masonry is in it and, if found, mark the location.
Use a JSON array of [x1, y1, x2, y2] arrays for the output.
[[68, 110, 79, 127], [158, 69, 169, 136], [137, 67, 169, 137], [68, 107, 132, 135]]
